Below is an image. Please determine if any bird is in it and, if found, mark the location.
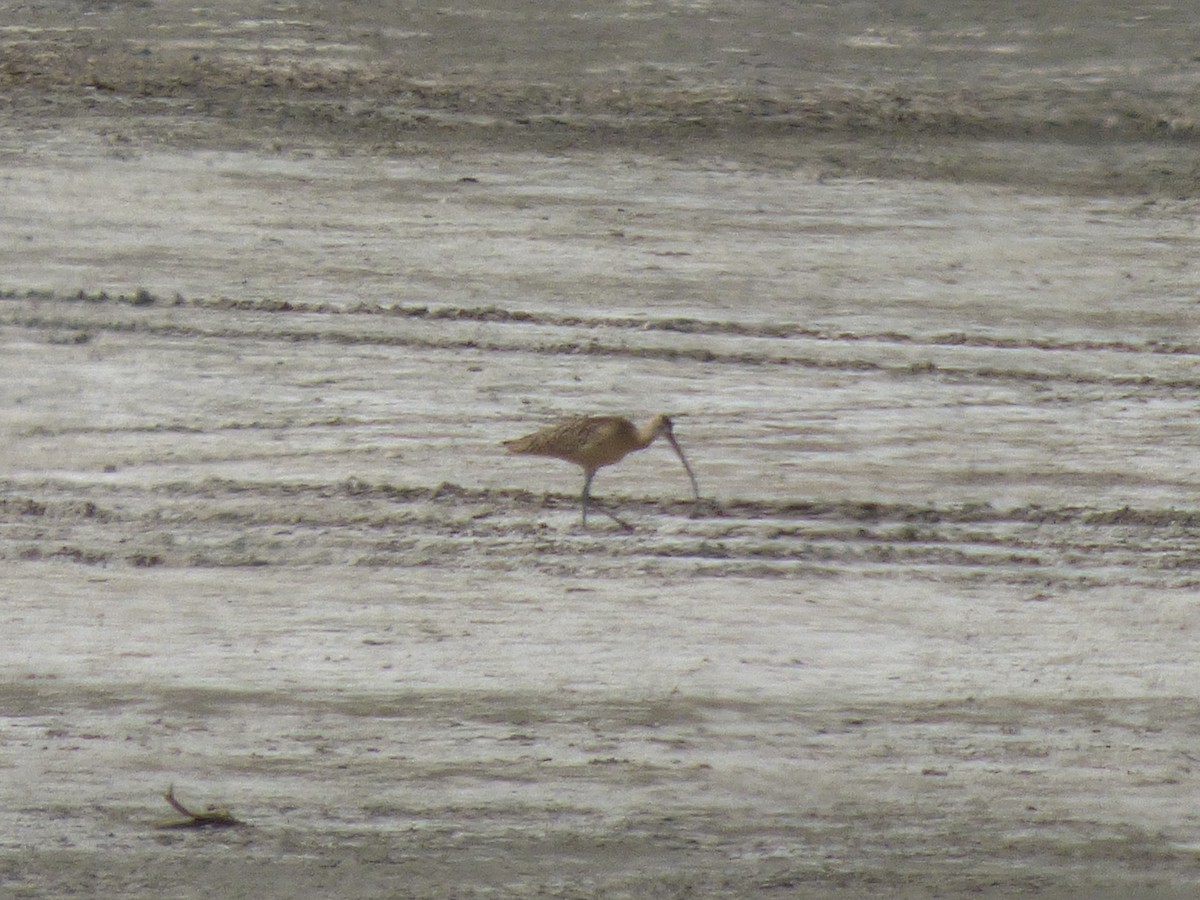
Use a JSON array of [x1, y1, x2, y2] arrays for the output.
[[502, 413, 700, 528]]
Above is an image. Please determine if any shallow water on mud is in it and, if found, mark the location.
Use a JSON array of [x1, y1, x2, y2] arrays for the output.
[[3, 1, 1200, 897]]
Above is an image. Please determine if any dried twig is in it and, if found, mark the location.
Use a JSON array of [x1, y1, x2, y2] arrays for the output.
[[155, 784, 245, 829]]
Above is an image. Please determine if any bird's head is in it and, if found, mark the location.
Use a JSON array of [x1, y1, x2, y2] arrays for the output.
[[648, 413, 676, 439]]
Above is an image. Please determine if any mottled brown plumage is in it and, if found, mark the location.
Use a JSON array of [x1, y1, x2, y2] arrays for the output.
[[503, 414, 700, 527]]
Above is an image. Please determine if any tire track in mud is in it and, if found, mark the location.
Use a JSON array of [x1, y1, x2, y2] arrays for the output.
[[12, 288, 1200, 359], [4, 290, 1200, 390], [3, 291, 1198, 592], [3, 478, 1197, 589]]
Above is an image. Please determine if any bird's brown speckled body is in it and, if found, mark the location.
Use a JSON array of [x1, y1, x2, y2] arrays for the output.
[[503, 414, 699, 527]]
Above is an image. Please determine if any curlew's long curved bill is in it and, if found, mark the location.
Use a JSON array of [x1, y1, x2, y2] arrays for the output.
[[664, 429, 700, 501]]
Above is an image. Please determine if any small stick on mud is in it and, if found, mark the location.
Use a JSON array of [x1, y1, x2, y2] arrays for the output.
[[155, 784, 245, 829]]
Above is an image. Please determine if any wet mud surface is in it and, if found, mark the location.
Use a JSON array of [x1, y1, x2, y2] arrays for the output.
[[2, 1, 1200, 897]]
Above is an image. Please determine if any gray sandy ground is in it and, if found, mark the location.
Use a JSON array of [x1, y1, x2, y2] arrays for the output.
[[2, 1, 1200, 897]]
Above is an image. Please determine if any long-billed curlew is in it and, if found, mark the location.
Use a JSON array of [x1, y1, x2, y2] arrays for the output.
[[502, 414, 700, 528]]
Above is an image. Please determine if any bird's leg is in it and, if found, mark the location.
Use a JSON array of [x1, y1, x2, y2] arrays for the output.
[[581, 470, 593, 527], [581, 470, 633, 531]]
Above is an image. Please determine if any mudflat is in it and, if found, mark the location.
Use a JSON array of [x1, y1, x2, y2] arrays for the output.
[[2, 2, 1200, 897]]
